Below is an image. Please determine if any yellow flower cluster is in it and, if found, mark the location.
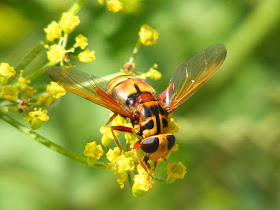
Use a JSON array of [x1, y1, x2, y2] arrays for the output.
[[17, 71, 66, 129], [106, 0, 123, 13], [0, 63, 16, 86], [138, 25, 159, 46], [0, 68, 31, 101], [0, 63, 15, 79], [100, 114, 128, 147], [46, 44, 69, 63], [78, 49, 96, 63], [167, 161, 187, 183], [46, 81, 66, 99], [44, 13, 96, 65], [98, 0, 105, 5], [60, 12, 80, 34], [44, 21, 62, 42], [1, 85, 19, 100], [0, 61, 67, 130], [169, 118, 180, 133], [84, 141, 104, 164], [24, 108, 49, 130], [18, 70, 33, 98], [37, 81, 66, 106], [107, 149, 136, 188], [137, 64, 162, 81], [74, 35, 88, 49], [132, 165, 154, 197], [98, 0, 123, 13]]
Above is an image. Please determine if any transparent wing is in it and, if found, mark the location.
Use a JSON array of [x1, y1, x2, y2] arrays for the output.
[[46, 66, 134, 118], [158, 44, 227, 112]]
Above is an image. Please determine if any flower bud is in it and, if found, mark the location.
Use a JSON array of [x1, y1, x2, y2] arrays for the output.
[[30, 118, 42, 130]]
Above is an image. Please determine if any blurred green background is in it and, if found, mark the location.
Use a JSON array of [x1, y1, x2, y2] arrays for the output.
[[1, 0, 280, 209]]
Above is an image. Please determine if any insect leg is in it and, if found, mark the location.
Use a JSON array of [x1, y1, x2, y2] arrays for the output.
[[133, 140, 151, 189], [143, 155, 151, 169], [103, 112, 118, 127], [111, 126, 134, 155]]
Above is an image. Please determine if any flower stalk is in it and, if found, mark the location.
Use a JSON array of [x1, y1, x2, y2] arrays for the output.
[[0, 112, 111, 170]]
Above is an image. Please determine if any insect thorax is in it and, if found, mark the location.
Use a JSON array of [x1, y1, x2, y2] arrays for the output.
[[106, 76, 156, 110]]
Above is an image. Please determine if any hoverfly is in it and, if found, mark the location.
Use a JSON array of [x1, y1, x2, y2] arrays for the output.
[[46, 44, 227, 184]]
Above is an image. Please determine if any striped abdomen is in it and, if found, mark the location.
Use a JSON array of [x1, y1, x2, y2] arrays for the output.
[[137, 101, 170, 138]]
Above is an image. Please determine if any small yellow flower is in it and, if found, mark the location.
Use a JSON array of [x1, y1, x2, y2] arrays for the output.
[[124, 150, 138, 163], [172, 143, 179, 152], [106, 0, 123, 13], [44, 21, 62, 42], [18, 71, 31, 88], [46, 81, 66, 99], [136, 164, 146, 175], [138, 25, 159, 46], [132, 171, 153, 197], [101, 135, 113, 147], [60, 12, 80, 34], [36, 95, 53, 106], [112, 114, 127, 126], [24, 108, 49, 129], [46, 44, 67, 63], [100, 126, 114, 139], [137, 73, 147, 80], [84, 141, 104, 159], [102, 114, 123, 138], [146, 64, 161, 80], [0, 63, 16, 78], [115, 154, 134, 174], [124, 132, 138, 145], [28, 108, 49, 122], [1, 85, 19, 100], [106, 147, 121, 163], [18, 70, 33, 97], [117, 173, 128, 189], [167, 161, 187, 179], [98, 0, 104, 5], [78, 49, 96, 63], [74, 34, 88, 49], [169, 118, 180, 133]]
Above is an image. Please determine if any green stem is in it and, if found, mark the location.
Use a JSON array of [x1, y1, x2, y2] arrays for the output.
[[10, 41, 46, 84], [62, 33, 69, 49], [0, 106, 19, 112], [128, 39, 142, 64], [68, 0, 88, 14], [151, 175, 168, 183], [127, 171, 133, 188], [0, 112, 111, 170], [25, 62, 56, 82], [15, 41, 46, 72]]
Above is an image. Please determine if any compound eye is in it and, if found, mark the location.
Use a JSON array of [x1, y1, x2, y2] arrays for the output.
[[167, 135, 175, 150], [140, 137, 159, 153]]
